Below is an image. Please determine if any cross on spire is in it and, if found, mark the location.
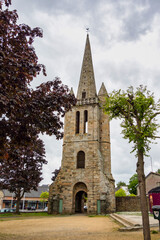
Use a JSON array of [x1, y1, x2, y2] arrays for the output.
[[86, 27, 90, 33]]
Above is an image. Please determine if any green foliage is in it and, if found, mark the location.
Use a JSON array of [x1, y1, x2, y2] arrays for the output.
[[104, 85, 160, 155], [40, 191, 49, 202], [156, 169, 160, 174], [151, 230, 158, 234], [115, 188, 127, 197], [117, 181, 126, 188], [128, 193, 136, 196], [128, 174, 138, 195]]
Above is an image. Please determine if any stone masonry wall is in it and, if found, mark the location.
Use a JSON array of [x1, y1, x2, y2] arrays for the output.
[[116, 196, 149, 212]]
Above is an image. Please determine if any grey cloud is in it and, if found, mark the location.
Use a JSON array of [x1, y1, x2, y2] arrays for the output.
[[11, 0, 160, 43], [117, 0, 160, 41], [12, 0, 101, 15], [9, 0, 160, 185]]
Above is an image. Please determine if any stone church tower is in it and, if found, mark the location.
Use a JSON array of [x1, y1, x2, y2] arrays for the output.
[[48, 34, 115, 214]]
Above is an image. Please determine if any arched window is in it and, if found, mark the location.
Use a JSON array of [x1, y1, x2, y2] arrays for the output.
[[84, 110, 88, 133], [77, 151, 85, 168], [76, 111, 80, 134]]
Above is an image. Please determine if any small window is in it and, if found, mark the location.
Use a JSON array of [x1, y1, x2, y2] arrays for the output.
[[82, 92, 86, 99], [84, 110, 88, 133], [77, 151, 85, 168], [76, 111, 80, 134]]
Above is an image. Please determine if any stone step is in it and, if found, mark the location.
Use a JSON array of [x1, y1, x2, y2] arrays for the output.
[[110, 213, 134, 227]]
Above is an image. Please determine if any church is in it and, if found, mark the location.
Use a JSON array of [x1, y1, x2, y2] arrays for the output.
[[48, 34, 115, 214]]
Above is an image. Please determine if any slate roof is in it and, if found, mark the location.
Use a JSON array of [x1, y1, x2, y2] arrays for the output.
[[148, 186, 160, 194], [2, 185, 49, 198]]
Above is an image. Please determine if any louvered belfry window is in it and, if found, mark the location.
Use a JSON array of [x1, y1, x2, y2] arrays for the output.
[[77, 151, 85, 168], [76, 111, 80, 134], [84, 110, 88, 133]]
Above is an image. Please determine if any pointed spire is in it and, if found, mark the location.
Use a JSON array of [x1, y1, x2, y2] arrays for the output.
[[98, 82, 108, 96], [77, 34, 97, 100]]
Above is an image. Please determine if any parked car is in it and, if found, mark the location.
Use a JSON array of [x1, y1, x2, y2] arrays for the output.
[[27, 206, 36, 210], [31, 206, 36, 210], [44, 207, 48, 211], [0, 208, 16, 213]]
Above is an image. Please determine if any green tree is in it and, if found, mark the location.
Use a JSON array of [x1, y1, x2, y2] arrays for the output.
[[115, 188, 126, 197], [40, 191, 49, 209], [128, 174, 138, 195], [104, 85, 160, 240], [156, 169, 160, 174], [116, 181, 126, 188]]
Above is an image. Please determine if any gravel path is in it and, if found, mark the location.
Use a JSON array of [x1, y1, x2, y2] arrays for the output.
[[0, 215, 159, 240]]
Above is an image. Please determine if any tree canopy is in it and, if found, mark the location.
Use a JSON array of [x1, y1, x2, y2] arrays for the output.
[[128, 173, 138, 195], [104, 85, 160, 155], [116, 181, 126, 188], [104, 85, 160, 240], [0, 0, 76, 213], [156, 169, 160, 174], [51, 167, 61, 182], [40, 191, 49, 202]]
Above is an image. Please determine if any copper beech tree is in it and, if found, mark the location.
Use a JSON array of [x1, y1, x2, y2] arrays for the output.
[[0, 0, 76, 213], [104, 85, 160, 240]]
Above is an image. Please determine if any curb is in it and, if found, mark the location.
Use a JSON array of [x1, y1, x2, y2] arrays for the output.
[[110, 213, 159, 232]]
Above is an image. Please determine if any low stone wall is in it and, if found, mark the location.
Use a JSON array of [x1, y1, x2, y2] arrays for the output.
[[116, 196, 141, 212]]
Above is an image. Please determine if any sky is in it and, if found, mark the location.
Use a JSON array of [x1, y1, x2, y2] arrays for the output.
[[9, 0, 160, 186]]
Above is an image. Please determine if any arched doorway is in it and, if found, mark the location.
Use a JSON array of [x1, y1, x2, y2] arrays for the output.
[[73, 182, 87, 213], [75, 191, 87, 213]]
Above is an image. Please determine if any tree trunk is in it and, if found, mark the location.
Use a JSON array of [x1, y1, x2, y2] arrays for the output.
[[137, 149, 151, 240], [16, 197, 20, 214], [15, 189, 24, 214]]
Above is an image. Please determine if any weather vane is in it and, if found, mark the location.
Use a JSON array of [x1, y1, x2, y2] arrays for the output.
[[86, 27, 90, 33]]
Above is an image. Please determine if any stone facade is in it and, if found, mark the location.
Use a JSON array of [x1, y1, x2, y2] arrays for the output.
[[48, 34, 115, 214], [137, 172, 160, 195]]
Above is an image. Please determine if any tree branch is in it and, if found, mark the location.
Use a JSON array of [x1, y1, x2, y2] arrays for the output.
[[144, 112, 160, 132], [148, 135, 160, 139], [120, 107, 138, 134]]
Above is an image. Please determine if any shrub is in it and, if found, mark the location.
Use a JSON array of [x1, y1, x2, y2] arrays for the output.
[[128, 193, 136, 196], [115, 188, 126, 197]]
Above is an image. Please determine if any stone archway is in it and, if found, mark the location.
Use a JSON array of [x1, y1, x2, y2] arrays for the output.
[[73, 182, 87, 213], [75, 191, 87, 213]]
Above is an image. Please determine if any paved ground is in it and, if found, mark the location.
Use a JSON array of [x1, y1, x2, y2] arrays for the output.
[[117, 212, 159, 226]]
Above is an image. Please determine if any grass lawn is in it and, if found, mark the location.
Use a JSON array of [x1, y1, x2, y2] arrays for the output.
[[0, 212, 56, 221]]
